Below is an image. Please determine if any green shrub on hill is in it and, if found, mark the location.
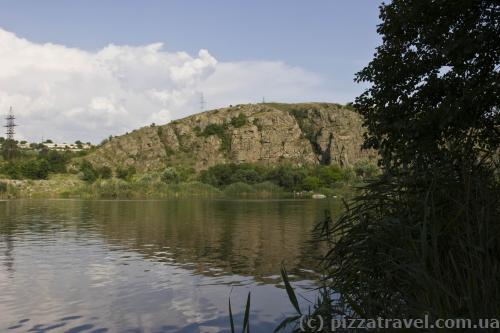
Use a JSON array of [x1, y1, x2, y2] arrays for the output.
[[230, 113, 247, 128], [79, 160, 98, 183], [116, 166, 136, 180]]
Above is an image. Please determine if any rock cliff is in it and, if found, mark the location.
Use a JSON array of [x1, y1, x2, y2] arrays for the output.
[[85, 103, 376, 172]]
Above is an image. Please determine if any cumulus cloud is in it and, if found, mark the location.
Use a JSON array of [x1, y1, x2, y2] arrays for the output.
[[0, 28, 330, 143]]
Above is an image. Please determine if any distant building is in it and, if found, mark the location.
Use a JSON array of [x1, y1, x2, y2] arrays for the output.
[[15, 142, 92, 151], [42, 142, 92, 151]]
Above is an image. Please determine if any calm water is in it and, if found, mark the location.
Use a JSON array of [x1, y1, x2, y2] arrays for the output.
[[0, 199, 336, 332]]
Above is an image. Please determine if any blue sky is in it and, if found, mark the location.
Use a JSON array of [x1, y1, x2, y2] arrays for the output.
[[0, 1, 382, 142]]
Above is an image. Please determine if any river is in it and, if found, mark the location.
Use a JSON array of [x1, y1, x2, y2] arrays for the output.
[[0, 199, 338, 332]]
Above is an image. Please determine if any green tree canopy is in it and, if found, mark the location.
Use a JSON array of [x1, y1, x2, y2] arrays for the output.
[[355, 0, 499, 172]]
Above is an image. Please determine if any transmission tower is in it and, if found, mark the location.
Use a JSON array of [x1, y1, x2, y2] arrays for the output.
[[3, 106, 17, 160], [200, 93, 206, 112]]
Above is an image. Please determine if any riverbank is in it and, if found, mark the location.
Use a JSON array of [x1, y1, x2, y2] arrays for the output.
[[0, 174, 358, 200]]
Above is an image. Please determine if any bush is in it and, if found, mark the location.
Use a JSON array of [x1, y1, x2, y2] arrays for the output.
[[302, 176, 320, 191], [42, 150, 69, 173], [316, 165, 343, 186], [79, 160, 98, 183], [2, 159, 52, 180], [199, 163, 363, 192], [253, 181, 283, 197], [231, 167, 262, 184], [161, 167, 180, 184], [199, 164, 234, 187], [265, 164, 306, 192], [230, 113, 247, 128], [223, 182, 255, 196], [202, 123, 226, 137], [97, 166, 112, 179], [116, 166, 136, 180], [21, 159, 50, 180], [201, 123, 231, 152], [2, 162, 21, 179]]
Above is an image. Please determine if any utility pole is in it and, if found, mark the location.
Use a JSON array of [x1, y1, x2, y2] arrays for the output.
[[3, 106, 17, 160]]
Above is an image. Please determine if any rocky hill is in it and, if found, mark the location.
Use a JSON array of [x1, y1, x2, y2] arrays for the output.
[[85, 103, 377, 173]]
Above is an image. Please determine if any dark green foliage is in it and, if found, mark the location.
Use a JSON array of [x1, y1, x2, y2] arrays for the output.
[[200, 123, 231, 152], [116, 166, 136, 180], [161, 167, 180, 184], [199, 163, 365, 192], [0, 181, 6, 193], [79, 160, 98, 183], [21, 159, 50, 180], [97, 166, 112, 179], [40, 150, 70, 173], [231, 167, 263, 184], [1, 139, 18, 160], [1, 159, 50, 180], [230, 113, 247, 128], [202, 123, 226, 137], [199, 164, 235, 187], [266, 164, 306, 192], [302, 176, 320, 191], [355, 0, 500, 172], [1, 163, 21, 179], [115, 167, 128, 180]]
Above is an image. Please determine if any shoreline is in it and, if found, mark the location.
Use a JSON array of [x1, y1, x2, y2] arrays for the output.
[[0, 174, 357, 200]]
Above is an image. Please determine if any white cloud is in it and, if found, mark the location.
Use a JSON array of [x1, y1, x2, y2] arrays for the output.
[[0, 28, 331, 143]]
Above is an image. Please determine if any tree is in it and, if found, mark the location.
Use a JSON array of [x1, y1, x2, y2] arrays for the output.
[[42, 150, 68, 173], [355, 0, 499, 171], [285, 1, 500, 328], [19, 159, 49, 180], [161, 167, 180, 184], [1, 139, 18, 160]]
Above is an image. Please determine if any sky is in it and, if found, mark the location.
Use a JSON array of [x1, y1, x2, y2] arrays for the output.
[[0, 1, 382, 143]]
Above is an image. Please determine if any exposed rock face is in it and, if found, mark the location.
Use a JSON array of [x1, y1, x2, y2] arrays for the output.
[[86, 103, 377, 172]]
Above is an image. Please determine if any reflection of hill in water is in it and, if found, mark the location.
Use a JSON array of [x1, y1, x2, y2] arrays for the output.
[[0, 199, 340, 281]]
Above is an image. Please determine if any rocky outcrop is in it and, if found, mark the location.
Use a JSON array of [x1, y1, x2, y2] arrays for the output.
[[85, 103, 377, 172]]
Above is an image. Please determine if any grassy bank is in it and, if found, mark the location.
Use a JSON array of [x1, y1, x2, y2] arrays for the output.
[[0, 172, 360, 200]]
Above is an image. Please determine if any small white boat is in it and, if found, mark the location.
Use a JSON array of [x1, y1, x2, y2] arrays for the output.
[[312, 193, 326, 199]]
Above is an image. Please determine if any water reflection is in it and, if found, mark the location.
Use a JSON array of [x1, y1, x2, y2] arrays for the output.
[[0, 199, 338, 332]]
